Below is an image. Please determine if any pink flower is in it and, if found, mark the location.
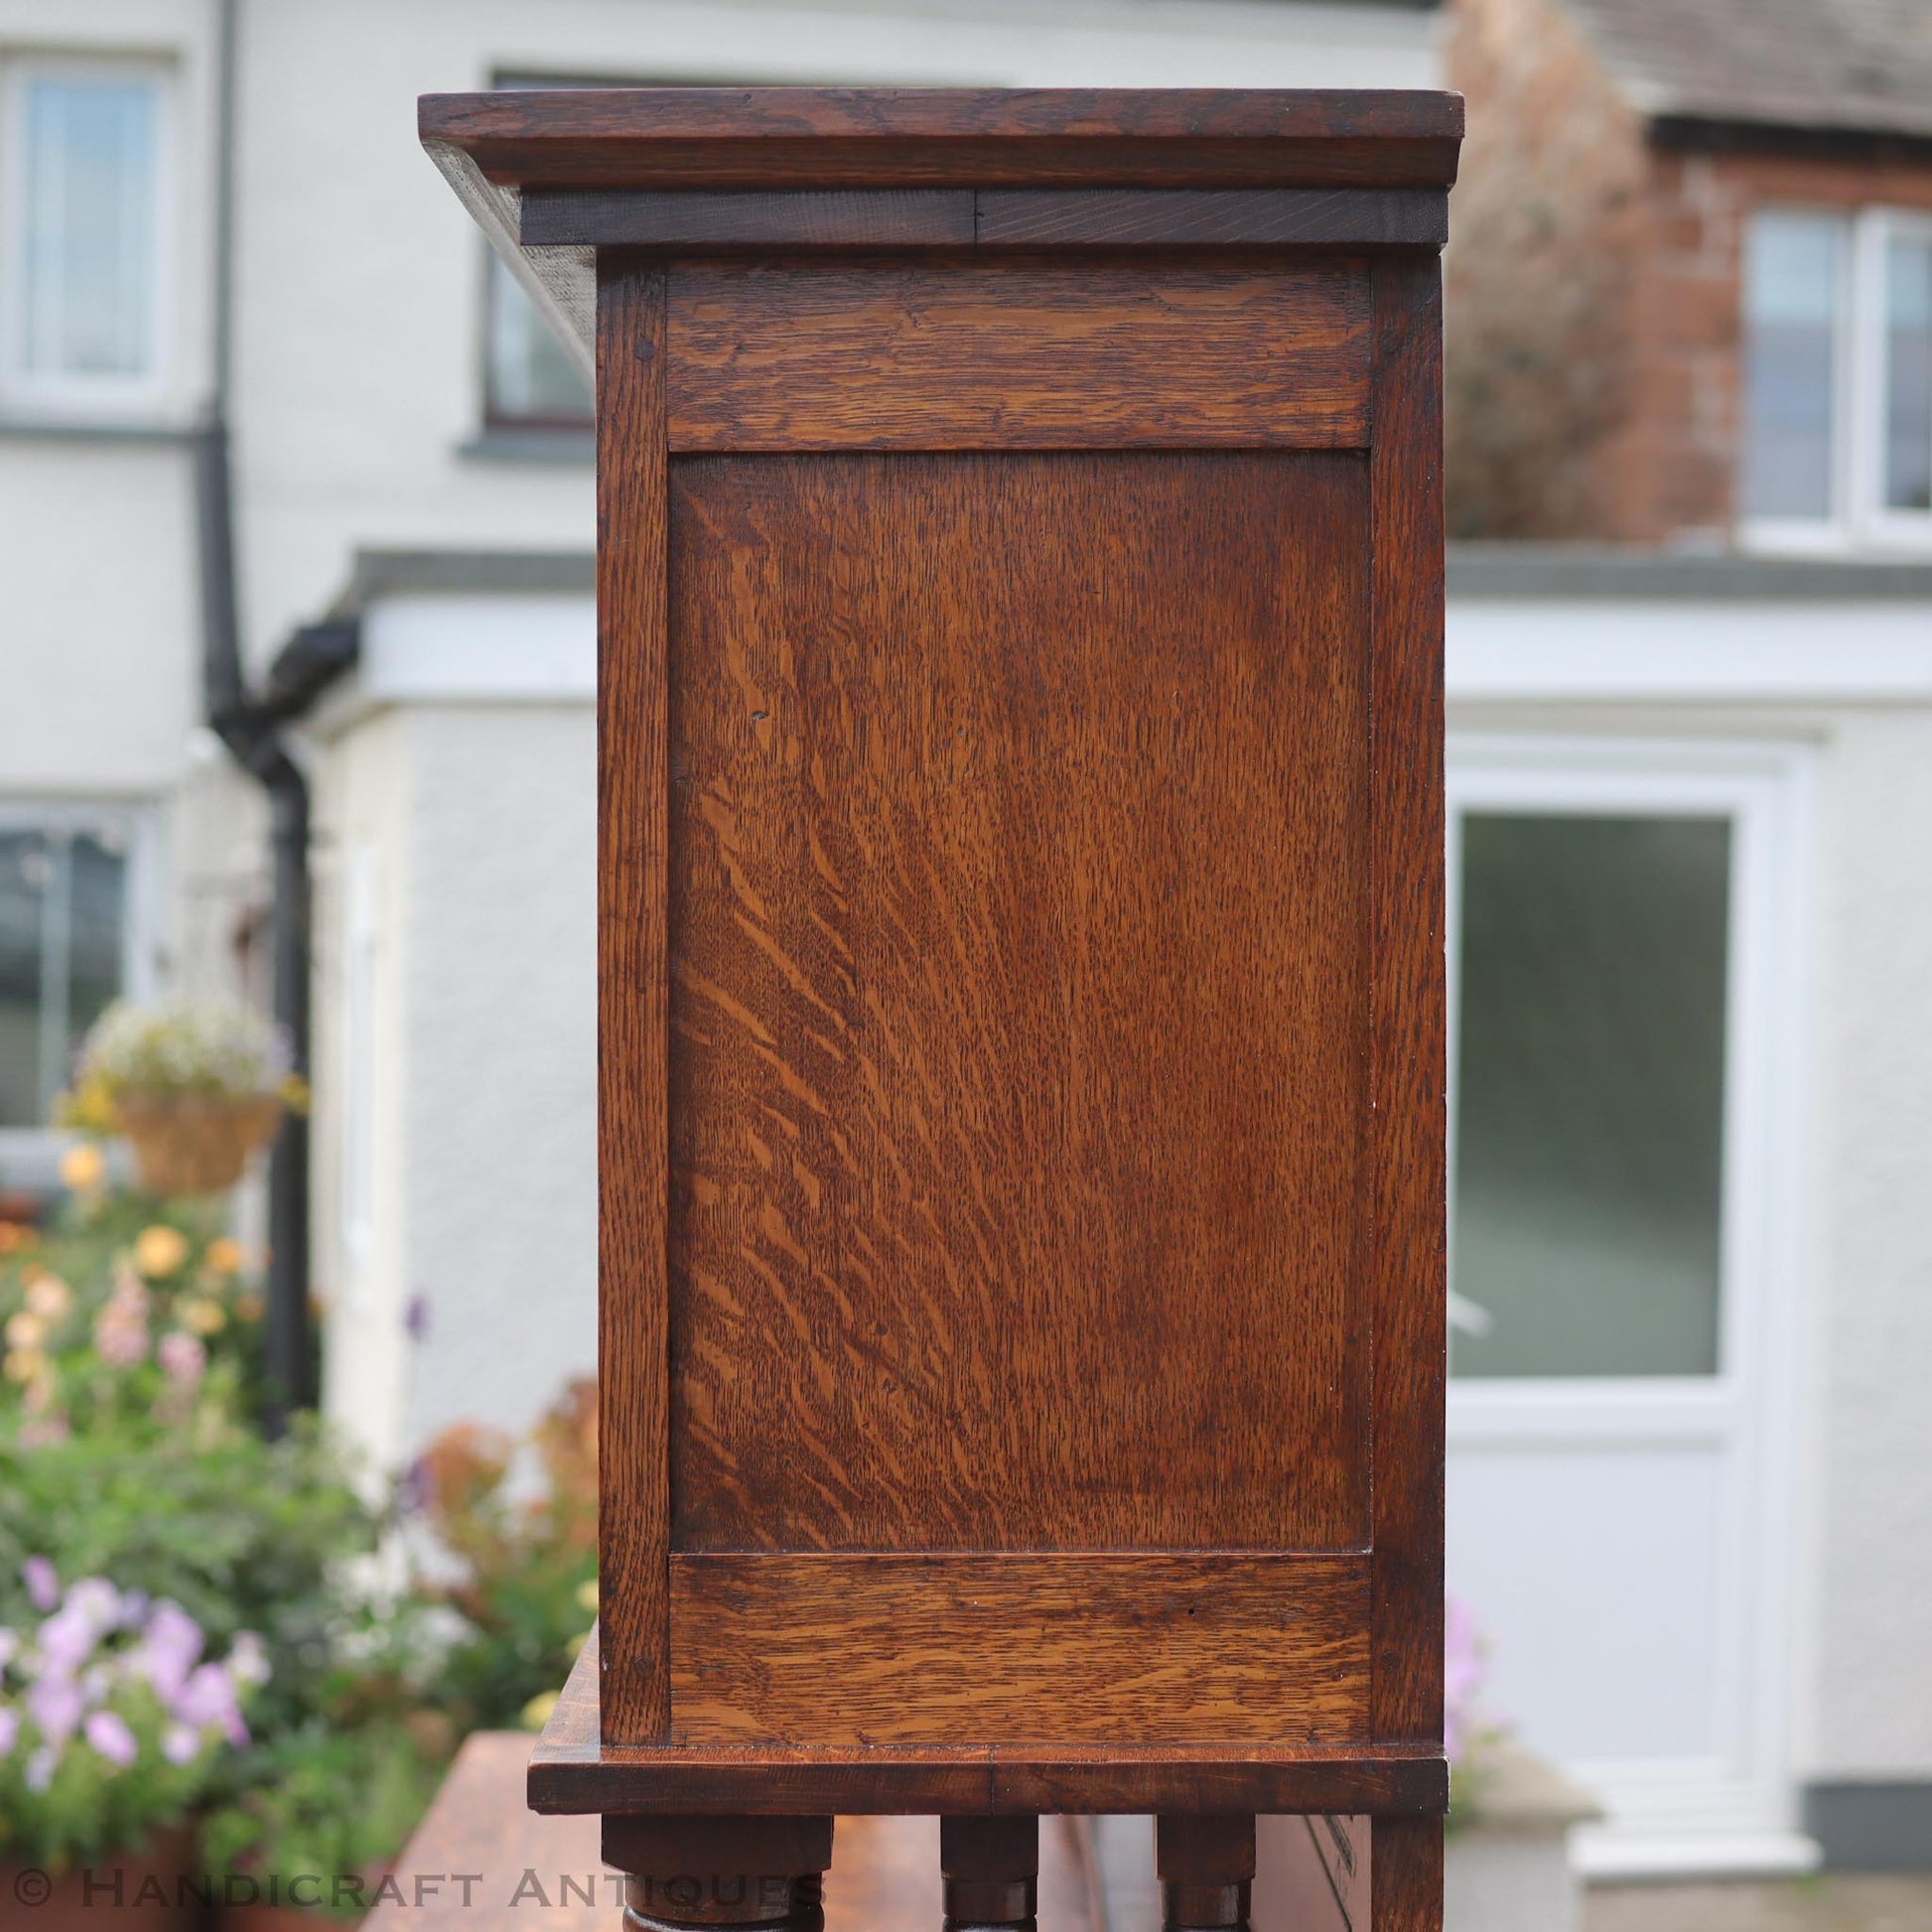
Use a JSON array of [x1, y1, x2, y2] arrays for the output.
[[158, 1331, 207, 1387], [22, 1558, 59, 1612], [161, 1723, 200, 1766], [92, 1297, 150, 1368], [1444, 1593, 1490, 1769], [84, 1709, 138, 1768]]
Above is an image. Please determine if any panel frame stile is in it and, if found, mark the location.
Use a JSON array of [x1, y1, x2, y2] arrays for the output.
[[598, 253, 673, 1747], [1366, 251, 1448, 1751]]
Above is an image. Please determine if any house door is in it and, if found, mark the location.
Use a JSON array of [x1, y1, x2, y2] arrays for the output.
[[1444, 736, 1813, 1876]]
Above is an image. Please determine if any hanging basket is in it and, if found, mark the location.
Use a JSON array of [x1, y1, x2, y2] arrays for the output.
[[111, 1090, 283, 1197]]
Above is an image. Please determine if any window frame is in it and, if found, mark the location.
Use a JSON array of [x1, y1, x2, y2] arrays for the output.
[[0, 52, 176, 422], [0, 799, 159, 1177], [1740, 205, 1932, 557]]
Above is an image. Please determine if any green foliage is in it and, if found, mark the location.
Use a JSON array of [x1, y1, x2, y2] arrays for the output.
[[404, 1382, 598, 1734], [200, 1721, 446, 1921]]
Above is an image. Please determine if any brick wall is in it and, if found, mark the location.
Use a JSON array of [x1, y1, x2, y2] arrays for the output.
[[1446, 0, 1932, 544]]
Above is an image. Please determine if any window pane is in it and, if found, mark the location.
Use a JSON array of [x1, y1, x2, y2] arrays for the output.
[[0, 834, 49, 1128], [1885, 234, 1932, 513], [1451, 813, 1730, 1380], [19, 76, 159, 380], [1740, 211, 1843, 520], [68, 830, 127, 1049], [485, 253, 592, 422]]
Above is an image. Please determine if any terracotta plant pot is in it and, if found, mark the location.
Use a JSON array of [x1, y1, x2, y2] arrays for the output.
[[112, 1091, 282, 1196], [1, 1825, 201, 1932]]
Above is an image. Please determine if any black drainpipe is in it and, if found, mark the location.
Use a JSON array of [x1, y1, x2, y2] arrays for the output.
[[196, 0, 328, 1430]]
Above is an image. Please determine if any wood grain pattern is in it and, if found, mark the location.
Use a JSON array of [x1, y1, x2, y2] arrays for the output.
[[419, 88, 1466, 194], [597, 258, 673, 1746], [532, 1640, 1447, 1813], [664, 451, 1371, 1555], [1370, 1816, 1442, 1932], [1366, 255, 1447, 1747], [667, 1555, 1369, 1746], [974, 189, 1448, 249], [522, 188, 975, 249], [665, 262, 1370, 450]]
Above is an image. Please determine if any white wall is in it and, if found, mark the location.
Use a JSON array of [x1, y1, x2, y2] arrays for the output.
[[1810, 713, 1932, 1778], [314, 660, 597, 1464]]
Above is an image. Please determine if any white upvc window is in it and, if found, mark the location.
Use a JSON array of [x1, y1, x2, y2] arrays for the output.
[[0, 55, 173, 419], [0, 803, 157, 1162], [1740, 206, 1932, 555]]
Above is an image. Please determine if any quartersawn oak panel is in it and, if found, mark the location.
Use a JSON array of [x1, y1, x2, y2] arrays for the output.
[[665, 261, 1369, 450], [668, 1555, 1370, 1746], [665, 451, 1371, 1555]]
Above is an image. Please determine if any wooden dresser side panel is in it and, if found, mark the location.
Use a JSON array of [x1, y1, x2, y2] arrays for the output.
[[664, 447, 1372, 1557]]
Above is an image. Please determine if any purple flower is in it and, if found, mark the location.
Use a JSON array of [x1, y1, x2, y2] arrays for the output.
[[161, 1723, 200, 1766], [23, 1557, 59, 1612], [404, 1294, 432, 1343], [1444, 1593, 1488, 1768], [84, 1709, 138, 1768], [175, 1661, 247, 1745], [0, 1708, 19, 1758], [66, 1579, 122, 1632], [137, 1601, 204, 1704], [27, 1674, 82, 1744], [38, 1604, 101, 1675]]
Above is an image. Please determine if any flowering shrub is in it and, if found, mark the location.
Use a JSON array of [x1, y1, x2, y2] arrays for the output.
[[68, 997, 293, 1112], [0, 1562, 268, 1869], [0, 1191, 268, 1445], [400, 1379, 598, 1736], [1445, 1592, 1508, 1823]]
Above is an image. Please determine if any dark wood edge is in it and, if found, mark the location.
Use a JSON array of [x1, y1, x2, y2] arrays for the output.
[[597, 261, 673, 1745], [1365, 254, 1447, 1747], [530, 1751, 1449, 1819], [422, 86, 1466, 146], [530, 1628, 1447, 1817], [420, 90, 1463, 193], [521, 187, 1448, 251]]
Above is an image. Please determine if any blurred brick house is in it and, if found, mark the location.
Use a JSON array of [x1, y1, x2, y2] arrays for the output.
[[1446, 0, 1932, 544]]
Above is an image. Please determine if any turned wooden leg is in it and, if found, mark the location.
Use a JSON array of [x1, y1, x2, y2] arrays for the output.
[[603, 1816, 834, 1932], [1369, 1816, 1442, 1932], [1157, 1815, 1256, 1932], [941, 1816, 1038, 1931]]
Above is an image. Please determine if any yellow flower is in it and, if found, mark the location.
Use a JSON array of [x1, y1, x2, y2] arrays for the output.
[[520, 1691, 560, 1731], [204, 1237, 244, 1276], [134, 1225, 191, 1280], [235, 1292, 264, 1324], [575, 1578, 599, 1615], [26, 1275, 72, 1323], [179, 1298, 227, 1336], [58, 1142, 106, 1193], [4, 1347, 46, 1384], [5, 1311, 46, 1350]]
